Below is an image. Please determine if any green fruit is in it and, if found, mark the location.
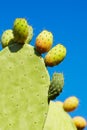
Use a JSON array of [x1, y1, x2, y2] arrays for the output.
[[13, 18, 29, 43], [44, 44, 67, 66], [1, 29, 14, 48], [35, 30, 53, 53], [25, 25, 33, 44], [48, 72, 64, 101]]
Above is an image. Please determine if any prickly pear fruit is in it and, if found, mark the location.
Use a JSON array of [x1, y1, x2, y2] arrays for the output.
[[44, 44, 66, 66], [35, 30, 53, 53], [25, 25, 33, 44], [1, 29, 14, 48], [48, 72, 64, 101], [63, 96, 79, 112], [72, 116, 87, 130], [13, 18, 29, 43]]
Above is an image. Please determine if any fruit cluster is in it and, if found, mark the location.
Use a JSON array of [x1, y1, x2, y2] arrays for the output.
[[1, 18, 66, 67]]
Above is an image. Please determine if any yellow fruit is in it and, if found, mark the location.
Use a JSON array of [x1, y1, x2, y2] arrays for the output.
[[63, 96, 79, 112], [73, 116, 87, 129], [44, 44, 66, 66]]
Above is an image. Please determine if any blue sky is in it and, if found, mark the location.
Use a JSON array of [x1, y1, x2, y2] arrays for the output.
[[0, 0, 87, 129]]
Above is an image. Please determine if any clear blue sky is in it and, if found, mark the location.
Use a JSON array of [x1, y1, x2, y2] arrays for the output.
[[0, 0, 87, 129]]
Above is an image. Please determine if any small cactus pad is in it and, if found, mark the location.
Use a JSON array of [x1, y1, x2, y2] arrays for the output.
[[72, 116, 87, 130], [13, 18, 29, 43], [35, 30, 53, 53], [43, 101, 77, 130], [44, 44, 66, 66], [25, 25, 33, 44], [48, 72, 64, 100], [63, 96, 79, 112], [0, 43, 50, 130], [1, 29, 14, 48]]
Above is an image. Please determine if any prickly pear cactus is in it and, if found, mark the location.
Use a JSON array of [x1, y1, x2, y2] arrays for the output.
[[0, 17, 86, 130], [0, 43, 50, 130], [43, 101, 77, 130]]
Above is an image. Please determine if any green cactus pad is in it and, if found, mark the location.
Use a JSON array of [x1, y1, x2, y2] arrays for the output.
[[0, 43, 50, 130], [48, 72, 64, 101], [43, 101, 77, 130]]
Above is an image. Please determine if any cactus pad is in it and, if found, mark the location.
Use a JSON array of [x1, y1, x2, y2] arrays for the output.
[[0, 43, 50, 130], [43, 101, 77, 130], [48, 72, 64, 101]]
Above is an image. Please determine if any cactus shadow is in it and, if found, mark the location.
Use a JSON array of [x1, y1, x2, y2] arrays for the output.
[[8, 42, 23, 52], [33, 47, 42, 57]]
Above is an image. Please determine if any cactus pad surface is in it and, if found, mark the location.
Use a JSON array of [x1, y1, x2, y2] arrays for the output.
[[0, 43, 50, 130], [43, 101, 77, 130]]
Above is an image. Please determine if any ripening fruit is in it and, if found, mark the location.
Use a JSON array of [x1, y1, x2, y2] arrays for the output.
[[35, 30, 53, 53], [44, 44, 66, 67], [13, 18, 29, 43], [72, 116, 87, 130], [63, 96, 79, 112], [1, 29, 14, 48]]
